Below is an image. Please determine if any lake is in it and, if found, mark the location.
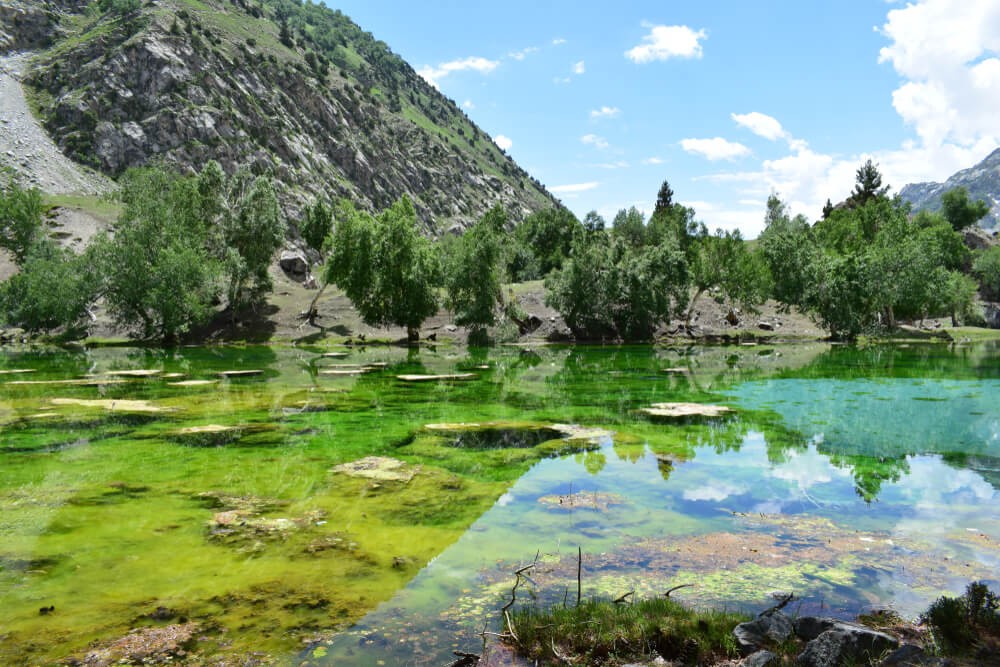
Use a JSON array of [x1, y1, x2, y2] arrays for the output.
[[1, 342, 998, 665]]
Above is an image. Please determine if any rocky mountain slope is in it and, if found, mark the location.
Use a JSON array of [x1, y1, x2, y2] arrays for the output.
[[899, 147, 1000, 232], [3, 0, 557, 232]]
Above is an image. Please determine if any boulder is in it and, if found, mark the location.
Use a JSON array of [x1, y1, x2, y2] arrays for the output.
[[733, 610, 793, 654], [745, 650, 780, 667], [279, 250, 309, 279], [879, 644, 925, 665], [758, 321, 775, 331], [796, 622, 898, 667], [794, 616, 840, 641]]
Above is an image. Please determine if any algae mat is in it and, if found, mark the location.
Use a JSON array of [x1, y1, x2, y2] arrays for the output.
[[1, 342, 1000, 665]]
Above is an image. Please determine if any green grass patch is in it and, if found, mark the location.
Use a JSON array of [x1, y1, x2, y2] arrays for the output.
[[42, 193, 121, 225], [510, 597, 750, 665]]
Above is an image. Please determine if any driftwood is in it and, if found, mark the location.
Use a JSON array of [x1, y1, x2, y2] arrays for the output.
[[500, 552, 540, 642], [664, 583, 695, 598]]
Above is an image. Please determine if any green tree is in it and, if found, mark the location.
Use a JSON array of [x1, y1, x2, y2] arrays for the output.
[[0, 241, 99, 333], [325, 196, 439, 340], [654, 180, 674, 215], [582, 210, 605, 235], [545, 233, 688, 341], [846, 159, 889, 209], [973, 246, 1000, 300], [611, 207, 645, 248], [757, 195, 816, 309], [300, 199, 333, 253], [514, 207, 581, 276], [0, 179, 44, 265], [96, 167, 222, 343], [685, 229, 771, 327], [445, 206, 507, 332], [940, 186, 991, 231]]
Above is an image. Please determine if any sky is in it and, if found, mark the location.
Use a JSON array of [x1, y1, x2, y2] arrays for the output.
[[328, 0, 1000, 238]]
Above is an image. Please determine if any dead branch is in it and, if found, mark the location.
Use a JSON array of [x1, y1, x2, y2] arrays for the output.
[[612, 590, 634, 605], [550, 638, 574, 665], [664, 583, 695, 598], [763, 592, 797, 614], [576, 546, 582, 607]]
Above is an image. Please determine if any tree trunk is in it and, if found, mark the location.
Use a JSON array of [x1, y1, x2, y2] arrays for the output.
[[407, 326, 419, 342], [301, 281, 328, 325]]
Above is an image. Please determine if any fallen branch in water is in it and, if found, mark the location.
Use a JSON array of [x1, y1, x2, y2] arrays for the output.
[[613, 590, 635, 605], [500, 551, 540, 642], [664, 583, 694, 598], [763, 592, 797, 614]]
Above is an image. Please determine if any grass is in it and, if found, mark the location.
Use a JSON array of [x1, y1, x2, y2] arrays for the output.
[[510, 597, 751, 665], [945, 326, 1000, 341], [42, 193, 121, 225]]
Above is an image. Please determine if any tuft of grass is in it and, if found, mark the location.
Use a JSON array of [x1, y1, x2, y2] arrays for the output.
[[510, 597, 751, 665], [922, 581, 1000, 657]]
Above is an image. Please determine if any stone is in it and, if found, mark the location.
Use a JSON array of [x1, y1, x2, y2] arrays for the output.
[[639, 402, 733, 419], [396, 373, 477, 382], [745, 650, 780, 666], [279, 250, 309, 279], [879, 644, 925, 666], [758, 321, 775, 331], [733, 610, 793, 654], [331, 456, 418, 482], [795, 622, 898, 667], [47, 398, 170, 413], [794, 616, 840, 641]]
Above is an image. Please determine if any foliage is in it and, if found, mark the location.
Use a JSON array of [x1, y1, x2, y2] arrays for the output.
[[300, 199, 332, 253], [0, 240, 99, 333], [758, 195, 817, 309], [0, 179, 44, 265], [941, 186, 991, 231], [445, 206, 506, 330], [97, 0, 140, 15], [846, 159, 889, 208], [582, 210, 605, 235], [611, 206, 646, 248], [95, 167, 223, 342], [922, 581, 1000, 655], [510, 597, 749, 665], [324, 196, 439, 338], [513, 207, 581, 276], [545, 233, 688, 341], [974, 246, 1000, 300], [686, 229, 771, 322]]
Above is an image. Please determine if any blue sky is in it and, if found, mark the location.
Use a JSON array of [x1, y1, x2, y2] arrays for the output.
[[329, 1, 1000, 237]]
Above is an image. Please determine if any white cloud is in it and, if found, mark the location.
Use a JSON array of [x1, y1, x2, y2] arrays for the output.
[[572, 60, 586, 74], [678, 200, 715, 211], [581, 134, 610, 149], [509, 46, 539, 61], [553, 76, 571, 85], [552, 38, 567, 45], [642, 157, 664, 165], [494, 135, 512, 151], [625, 24, 707, 63], [590, 106, 621, 119], [462, 100, 474, 110], [593, 161, 629, 169], [683, 481, 746, 502], [550, 182, 600, 194], [417, 56, 499, 87], [731, 112, 790, 142], [878, 0, 1000, 150], [680, 137, 751, 161]]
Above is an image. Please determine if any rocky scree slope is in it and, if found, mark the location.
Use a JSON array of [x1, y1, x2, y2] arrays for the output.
[[900, 147, 1000, 232], [14, 0, 557, 231]]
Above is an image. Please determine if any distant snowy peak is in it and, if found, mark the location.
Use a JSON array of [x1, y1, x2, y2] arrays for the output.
[[899, 147, 1000, 231]]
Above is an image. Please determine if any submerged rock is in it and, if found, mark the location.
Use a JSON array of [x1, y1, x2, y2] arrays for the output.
[[396, 373, 478, 382], [639, 402, 733, 419], [82, 622, 199, 666], [537, 491, 625, 512], [167, 424, 244, 447], [47, 397, 171, 413], [331, 456, 419, 482]]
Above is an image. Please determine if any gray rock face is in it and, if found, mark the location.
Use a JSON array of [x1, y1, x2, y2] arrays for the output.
[[794, 616, 841, 641], [795, 621, 898, 667], [899, 147, 1000, 232], [879, 643, 925, 665], [733, 610, 793, 654]]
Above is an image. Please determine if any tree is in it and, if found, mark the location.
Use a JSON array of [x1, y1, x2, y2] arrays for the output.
[[685, 229, 770, 327], [96, 167, 222, 343], [545, 233, 688, 341], [325, 196, 439, 340], [0, 241, 99, 333], [822, 198, 834, 220], [758, 196, 816, 309], [973, 246, 1000, 300], [611, 207, 645, 248], [940, 187, 990, 231], [0, 179, 44, 265], [654, 180, 674, 215], [279, 18, 294, 48], [846, 159, 889, 209], [514, 207, 581, 276], [582, 210, 605, 235], [300, 199, 333, 253], [445, 206, 507, 332]]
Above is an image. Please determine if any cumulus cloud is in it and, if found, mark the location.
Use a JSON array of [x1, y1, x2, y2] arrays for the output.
[[642, 157, 664, 165], [494, 135, 513, 151], [572, 60, 586, 74], [581, 134, 610, 149], [625, 24, 707, 63], [417, 56, 499, 88], [550, 182, 600, 194], [731, 112, 790, 142], [680, 137, 751, 161], [590, 106, 621, 119], [552, 38, 567, 45], [462, 100, 474, 110], [878, 0, 1000, 149], [594, 161, 629, 169]]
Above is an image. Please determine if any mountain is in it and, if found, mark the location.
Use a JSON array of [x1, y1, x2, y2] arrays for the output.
[[4, 0, 556, 231], [899, 147, 1000, 232]]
